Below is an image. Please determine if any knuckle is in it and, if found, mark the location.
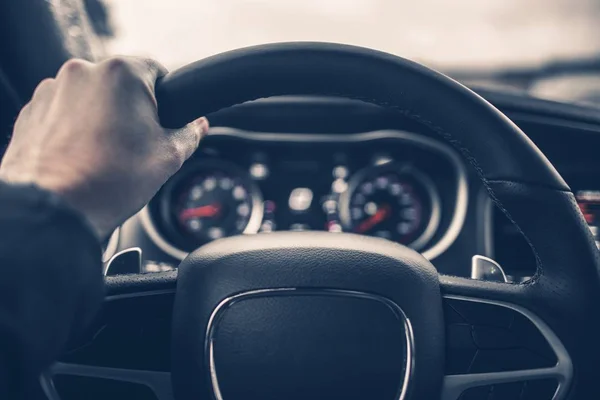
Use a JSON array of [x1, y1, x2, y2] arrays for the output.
[[32, 78, 55, 97], [140, 58, 168, 79], [102, 57, 137, 79], [59, 58, 89, 76], [38, 77, 55, 87], [101, 57, 150, 94]]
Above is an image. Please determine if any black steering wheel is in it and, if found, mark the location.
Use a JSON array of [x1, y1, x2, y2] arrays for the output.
[[110, 43, 600, 400]]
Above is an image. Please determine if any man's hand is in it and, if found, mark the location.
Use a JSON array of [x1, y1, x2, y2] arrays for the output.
[[0, 57, 208, 239]]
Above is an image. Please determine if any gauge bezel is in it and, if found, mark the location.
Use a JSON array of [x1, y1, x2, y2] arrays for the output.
[[140, 129, 468, 261], [339, 163, 441, 250], [142, 159, 263, 259]]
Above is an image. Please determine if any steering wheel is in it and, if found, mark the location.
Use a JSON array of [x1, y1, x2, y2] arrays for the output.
[[107, 43, 600, 400]]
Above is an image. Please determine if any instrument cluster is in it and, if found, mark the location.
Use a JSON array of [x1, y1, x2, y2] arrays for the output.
[[142, 129, 468, 261]]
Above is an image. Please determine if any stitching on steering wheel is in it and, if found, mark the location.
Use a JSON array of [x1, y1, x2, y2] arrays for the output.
[[203, 91, 563, 282], [324, 94, 546, 283], [386, 105, 546, 284]]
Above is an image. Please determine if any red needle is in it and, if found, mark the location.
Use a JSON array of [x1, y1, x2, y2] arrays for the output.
[[179, 203, 221, 221], [354, 204, 391, 233]]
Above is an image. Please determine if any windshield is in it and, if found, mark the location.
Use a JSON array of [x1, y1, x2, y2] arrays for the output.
[[97, 0, 600, 104]]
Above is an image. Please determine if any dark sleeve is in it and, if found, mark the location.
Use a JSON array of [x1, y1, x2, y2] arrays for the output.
[[0, 182, 104, 398]]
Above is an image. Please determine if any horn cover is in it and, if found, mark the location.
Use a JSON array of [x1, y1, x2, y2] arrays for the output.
[[172, 232, 443, 400]]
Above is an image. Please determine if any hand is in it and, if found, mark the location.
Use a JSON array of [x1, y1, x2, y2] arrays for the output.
[[0, 57, 208, 239]]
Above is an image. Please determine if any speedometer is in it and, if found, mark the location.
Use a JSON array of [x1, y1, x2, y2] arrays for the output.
[[159, 160, 263, 248], [339, 164, 441, 250]]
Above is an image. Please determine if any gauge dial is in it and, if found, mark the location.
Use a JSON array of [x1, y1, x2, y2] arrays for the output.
[[160, 161, 263, 248], [339, 164, 440, 249]]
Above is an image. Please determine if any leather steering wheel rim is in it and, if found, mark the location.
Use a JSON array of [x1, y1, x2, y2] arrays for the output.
[[151, 42, 600, 399]]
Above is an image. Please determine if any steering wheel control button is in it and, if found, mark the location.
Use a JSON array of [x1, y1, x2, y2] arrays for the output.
[[459, 382, 526, 400], [471, 325, 517, 349], [444, 302, 467, 324], [52, 375, 159, 400], [59, 300, 173, 372], [445, 324, 477, 375], [490, 381, 525, 399], [521, 379, 558, 399], [444, 299, 515, 329], [446, 348, 478, 376], [207, 290, 412, 400], [447, 324, 476, 349], [510, 313, 557, 363], [447, 298, 515, 328], [458, 385, 491, 400], [470, 348, 551, 373], [444, 299, 558, 375], [459, 380, 558, 400]]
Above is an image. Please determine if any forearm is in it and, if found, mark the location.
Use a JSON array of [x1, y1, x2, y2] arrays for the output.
[[0, 182, 103, 397]]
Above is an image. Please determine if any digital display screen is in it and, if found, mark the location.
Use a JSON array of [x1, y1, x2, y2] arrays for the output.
[[258, 157, 343, 233], [576, 190, 600, 248]]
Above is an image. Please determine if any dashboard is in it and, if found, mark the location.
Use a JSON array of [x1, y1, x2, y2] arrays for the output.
[[140, 128, 467, 262], [64, 94, 600, 280]]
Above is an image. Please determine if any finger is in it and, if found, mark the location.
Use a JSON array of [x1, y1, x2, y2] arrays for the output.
[[166, 117, 210, 165], [141, 58, 168, 91], [55, 58, 93, 80], [113, 56, 168, 108], [96, 56, 167, 112], [31, 78, 56, 100], [110, 56, 168, 92], [28, 78, 57, 115]]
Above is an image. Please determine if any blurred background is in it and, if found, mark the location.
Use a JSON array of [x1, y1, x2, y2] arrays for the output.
[[83, 0, 600, 105]]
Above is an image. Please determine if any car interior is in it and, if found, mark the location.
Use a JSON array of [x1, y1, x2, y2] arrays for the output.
[[2, 1, 600, 400]]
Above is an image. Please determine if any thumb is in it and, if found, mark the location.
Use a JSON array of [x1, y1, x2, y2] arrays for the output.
[[165, 117, 210, 164]]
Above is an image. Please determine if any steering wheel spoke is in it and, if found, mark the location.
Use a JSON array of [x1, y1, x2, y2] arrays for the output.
[[44, 363, 174, 400], [442, 368, 566, 400], [440, 276, 572, 400]]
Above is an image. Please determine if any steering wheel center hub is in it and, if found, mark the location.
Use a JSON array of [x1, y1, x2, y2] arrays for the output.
[[172, 232, 444, 400]]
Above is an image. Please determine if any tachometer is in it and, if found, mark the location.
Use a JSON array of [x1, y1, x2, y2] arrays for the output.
[[160, 160, 263, 247], [339, 164, 440, 250]]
